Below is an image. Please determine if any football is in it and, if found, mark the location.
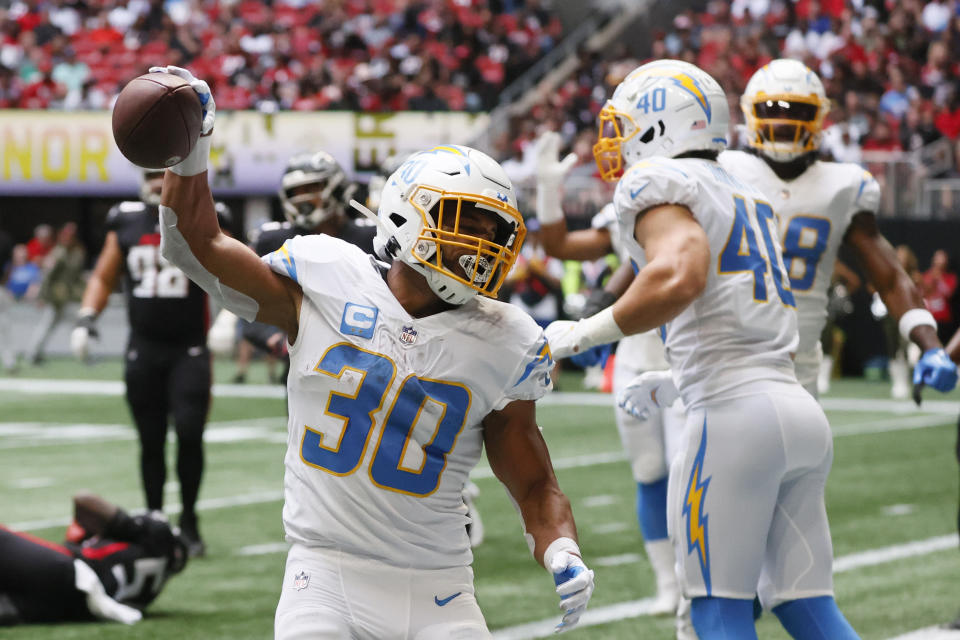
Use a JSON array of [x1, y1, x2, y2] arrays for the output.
[[111, 72, 203, 170]]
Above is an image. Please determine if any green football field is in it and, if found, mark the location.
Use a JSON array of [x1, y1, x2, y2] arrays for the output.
[[1, 358, 959, 639]]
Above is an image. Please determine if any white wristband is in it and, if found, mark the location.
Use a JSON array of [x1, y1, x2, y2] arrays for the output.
[[542, 536, 581, 569], [580, 306, 626, 348], [169, 133, 212, 177], [536, 178, 565, 225], [899, 308, 937, 342]]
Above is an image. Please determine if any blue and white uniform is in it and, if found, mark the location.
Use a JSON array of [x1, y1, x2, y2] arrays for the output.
[[615, 156, 835, 608], [264, 235, 553, 639], [720, 150, 881, 396]]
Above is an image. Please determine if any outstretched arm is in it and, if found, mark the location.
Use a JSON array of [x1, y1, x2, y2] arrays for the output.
[[611, 204, 709, 334], [484, 399, 594, 631], [539, 221, 614, 261], [846, 211, 957, 394], [149, 66, 301, 340], [845, 212, 939, 351], [544, 204, 708, 358]]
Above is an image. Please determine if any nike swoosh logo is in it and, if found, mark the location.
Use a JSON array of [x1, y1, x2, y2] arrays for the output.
[[434, 592, 462, 606], [630, 183, 649, 199]]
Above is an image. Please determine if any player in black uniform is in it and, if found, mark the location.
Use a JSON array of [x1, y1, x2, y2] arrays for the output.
[[0, 492, 187, 626], [70, 169, 229, 557], [239, 151, 376, 366]]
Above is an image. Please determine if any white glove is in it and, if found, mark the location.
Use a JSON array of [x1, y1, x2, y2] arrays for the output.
[[617, 370, 680, 420], [74, 559, 142, 625], [207, 308, 238, 355], [148, 65, 216, 176], [534, 131, 578, 225], [70, 309, 98, 361], [544, 307, 624, 360], [546, 542, 595, 633]]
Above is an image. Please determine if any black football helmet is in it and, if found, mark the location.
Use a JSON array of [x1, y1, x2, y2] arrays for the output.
[[279, 151, 355, 229]]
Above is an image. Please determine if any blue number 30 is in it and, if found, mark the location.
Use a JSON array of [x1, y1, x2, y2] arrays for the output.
[[300, 343, 470, 497]]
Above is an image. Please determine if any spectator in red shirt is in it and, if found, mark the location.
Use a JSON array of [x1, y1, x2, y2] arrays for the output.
[[25, 224, 54, 265], [924, 249, 958, 342]]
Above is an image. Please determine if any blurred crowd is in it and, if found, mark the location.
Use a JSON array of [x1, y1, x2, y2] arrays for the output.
[[493, 0, 960, 193], [0, 0, 561, 111]]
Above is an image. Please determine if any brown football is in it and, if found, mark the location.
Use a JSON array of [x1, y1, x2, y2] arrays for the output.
[[112, 72, 203, 169]]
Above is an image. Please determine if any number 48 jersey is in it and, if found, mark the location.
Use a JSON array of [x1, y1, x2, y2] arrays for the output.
[[263, 235, 554, 570], [107, 202, 208, 345], [614, 157, 799, 410], [719, 150, 881, 354]]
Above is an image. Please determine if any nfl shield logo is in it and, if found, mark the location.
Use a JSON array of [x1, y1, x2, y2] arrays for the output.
[[292, 570, 310, 591], [399, 325, 418, 346]]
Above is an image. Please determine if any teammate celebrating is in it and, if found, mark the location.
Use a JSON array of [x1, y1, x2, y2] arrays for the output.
[[70, 169, 229, 557], [534, 131, 682, 614], [546, 59, 857, 639], [0, 492, 187, 626], [149, 65, 594, 637], [722, 59, 956, 399]]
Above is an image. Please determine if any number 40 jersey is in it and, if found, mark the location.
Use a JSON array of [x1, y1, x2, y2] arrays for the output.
[[614, 156, 799, 410], [718, 151, 881, 359], [263, 235, 554, 570]]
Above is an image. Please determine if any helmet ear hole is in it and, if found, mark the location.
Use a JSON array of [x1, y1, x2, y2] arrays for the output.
[[389, 212, 406, 228], [640, 126, 656, 144]]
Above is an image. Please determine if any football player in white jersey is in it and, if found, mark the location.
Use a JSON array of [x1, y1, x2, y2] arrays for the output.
[[147, 65, 595, 639], [722, 58, 957, 399], [533, 132, 683, 615], [546, 59, 858, 639]]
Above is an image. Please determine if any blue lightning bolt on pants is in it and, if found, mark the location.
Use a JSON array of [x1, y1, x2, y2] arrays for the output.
[[667, 380, 852, 637]]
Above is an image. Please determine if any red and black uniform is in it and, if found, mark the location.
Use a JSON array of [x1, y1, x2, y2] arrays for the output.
[[108, 201, 211, 534], [0, 511, 186, 625]]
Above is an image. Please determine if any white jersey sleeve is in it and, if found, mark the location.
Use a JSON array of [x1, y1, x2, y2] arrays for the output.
[[852, 168, 881, 217], [262, 234, 372, 291], [613, 157, 700, 234], [495, 317, 553, 407]]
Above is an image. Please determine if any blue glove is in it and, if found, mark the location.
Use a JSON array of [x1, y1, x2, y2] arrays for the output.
[[913, 348, 958, 393], [569, 344, 611, 369]]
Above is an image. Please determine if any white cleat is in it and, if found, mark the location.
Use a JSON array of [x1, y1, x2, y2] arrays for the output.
[[645, 539, 680, 615], [676, 597, 697, 640]]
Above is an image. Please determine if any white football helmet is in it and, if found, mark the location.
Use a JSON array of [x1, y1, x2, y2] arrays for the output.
[[139, 169, 164, 206], [593, 59, 729, 182], [279, 151, 355, 228], [374, 145, 526, 305], [741, 59, 829, 162]]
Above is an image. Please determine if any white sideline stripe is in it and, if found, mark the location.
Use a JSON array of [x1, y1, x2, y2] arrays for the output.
[[11, 489, 283, 531], [889, 627, 960, 639], [5, 378, 956, 414], [832, 534, 958, 573], [491, 533, 960, 640], [0, 378, 285, 398], [593, 553, 642, 567], [236, 542, 289, 556], [832, 414, 952, 437], [0, 416, 286, 449]]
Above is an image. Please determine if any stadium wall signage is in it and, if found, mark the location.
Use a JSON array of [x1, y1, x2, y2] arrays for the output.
[[0, 110, 488, 196]]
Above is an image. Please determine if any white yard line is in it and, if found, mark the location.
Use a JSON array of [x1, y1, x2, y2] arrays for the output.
[[888, 628, 960, 639], [11, 488, 283, 531], [491, 533, 960, 640], [6, 378, 955, 414], [0, 378, 285, 398]]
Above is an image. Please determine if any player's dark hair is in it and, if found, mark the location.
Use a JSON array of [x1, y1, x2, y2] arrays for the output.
[[675, 150, 719, 161]]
